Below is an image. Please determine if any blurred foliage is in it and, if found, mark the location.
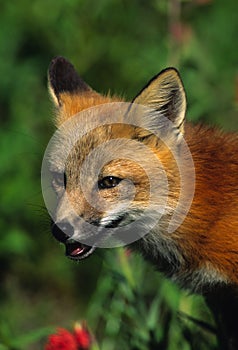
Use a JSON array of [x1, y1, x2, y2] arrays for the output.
[[0, 0, 237, 349]]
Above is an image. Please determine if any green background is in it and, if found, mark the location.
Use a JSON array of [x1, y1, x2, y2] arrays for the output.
[[0, 0, 237, 349]]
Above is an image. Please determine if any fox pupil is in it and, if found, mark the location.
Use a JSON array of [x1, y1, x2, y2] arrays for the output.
[[98, 176, 121, 189], [63, 172, 67, 188]]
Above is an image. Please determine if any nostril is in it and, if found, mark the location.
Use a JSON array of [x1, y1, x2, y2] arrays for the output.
[[51, 222, 74, 243]]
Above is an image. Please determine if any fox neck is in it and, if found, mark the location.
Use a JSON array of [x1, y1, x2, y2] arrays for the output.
[[133, 123, 238, 292]]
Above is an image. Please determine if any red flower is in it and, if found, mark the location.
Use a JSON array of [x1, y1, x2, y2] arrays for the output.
[[45, 328, 78, 350], [45, 323, 92, 350], [74, 322, 91, 349]]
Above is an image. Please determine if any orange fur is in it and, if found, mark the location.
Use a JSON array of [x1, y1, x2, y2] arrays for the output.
[[180, 124, 238, 284], [60, 92, 238, 285], [56, 91, 123, 126], [48, 57, 238, 291], [55, 91, 238, 285]]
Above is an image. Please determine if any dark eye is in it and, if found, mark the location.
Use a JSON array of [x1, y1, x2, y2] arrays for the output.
[[98, 176, 122, 189], [52, 172, 67, 189], [63, 173, 67, 188]]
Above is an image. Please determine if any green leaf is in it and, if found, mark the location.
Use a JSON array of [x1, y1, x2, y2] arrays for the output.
[[9, 327, 56, 349]]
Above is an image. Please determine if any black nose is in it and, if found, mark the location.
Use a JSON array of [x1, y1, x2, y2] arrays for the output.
[[51, 221, 74, 243]]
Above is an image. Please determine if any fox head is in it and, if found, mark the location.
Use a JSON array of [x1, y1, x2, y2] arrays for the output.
[[45, 56, 193, 266]]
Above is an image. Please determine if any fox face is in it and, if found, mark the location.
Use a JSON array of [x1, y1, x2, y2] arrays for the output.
[[44, 57, 238, 292], [43, 57, 202, 287], [42, 57, 238, 350]]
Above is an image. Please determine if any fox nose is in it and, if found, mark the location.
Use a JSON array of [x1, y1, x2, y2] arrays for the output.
[[51, 221, 74, 243]]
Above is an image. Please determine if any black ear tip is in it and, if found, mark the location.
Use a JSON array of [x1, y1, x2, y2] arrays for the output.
[[50, 56, 70, 65], [48, 56, 90, 96], [49, 56, 73, 74], [48, 56, 76, 85], [159, 67, 182, 80]]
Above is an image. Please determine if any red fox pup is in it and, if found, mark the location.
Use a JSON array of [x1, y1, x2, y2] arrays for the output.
[[46, 56, 238, 294]]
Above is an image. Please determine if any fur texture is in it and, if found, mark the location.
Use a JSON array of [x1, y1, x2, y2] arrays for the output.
[[48, 57, 238, 293]]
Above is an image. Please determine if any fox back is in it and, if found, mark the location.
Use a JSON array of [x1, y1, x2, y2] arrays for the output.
[[45, 57, 238, 293]]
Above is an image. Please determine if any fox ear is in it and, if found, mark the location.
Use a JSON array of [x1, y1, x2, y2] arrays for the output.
[[132, 68, 186, 135], [48, 56, 91, 107]]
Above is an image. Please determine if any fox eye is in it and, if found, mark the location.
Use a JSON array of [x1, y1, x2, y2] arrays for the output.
[[98, 176, 122, 189], [52, 172, 67, 189]]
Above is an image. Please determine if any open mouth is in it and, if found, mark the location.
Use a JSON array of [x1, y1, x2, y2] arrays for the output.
[[65, 239, 96, 260], [51, 222, 96, 260]]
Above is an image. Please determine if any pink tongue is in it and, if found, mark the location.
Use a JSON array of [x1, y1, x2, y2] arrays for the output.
[[70, 247, 85, 256]]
